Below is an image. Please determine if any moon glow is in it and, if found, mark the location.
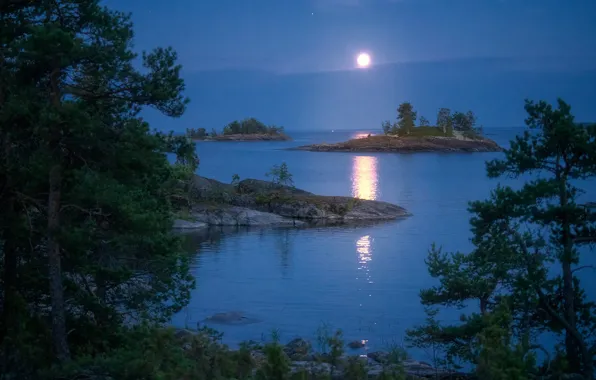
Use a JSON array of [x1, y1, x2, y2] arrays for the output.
[[357, 53, 371, 68]]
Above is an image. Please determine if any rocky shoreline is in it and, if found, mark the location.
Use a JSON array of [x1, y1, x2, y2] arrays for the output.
[[172, 175, 411, 230], [174, 327, 470, 380], [194, 133, 292, 142], [291, 135, 502, 153]]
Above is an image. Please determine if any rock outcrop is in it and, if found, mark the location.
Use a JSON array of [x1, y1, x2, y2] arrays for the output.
[[180, 175, 411, 228], [190, 205, 306, 227]]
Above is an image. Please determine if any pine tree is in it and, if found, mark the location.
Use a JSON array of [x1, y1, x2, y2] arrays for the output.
[[1, 0, 197, 371], [408, 99, 596, 379], [397, 102, 417, 135]]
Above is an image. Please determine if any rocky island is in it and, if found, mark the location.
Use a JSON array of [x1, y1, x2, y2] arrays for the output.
[[173, 168, 410, 230], [294, 103, 502, 153], [187, 117, 291, 142], [293, 133, 502, 153]]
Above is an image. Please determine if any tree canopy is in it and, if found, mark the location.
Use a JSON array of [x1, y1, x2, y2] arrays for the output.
[[381, 103, 481, 138]]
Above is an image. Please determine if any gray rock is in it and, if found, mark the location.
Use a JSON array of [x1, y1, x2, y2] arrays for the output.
[[403, 359, 446, 377], [269, 201, 329, 219], [347, 340, 366, 349], [344, 199, 411, 220], [291, 361, 333, 376], [174, 328, 195, 340], [367, 351, 390, 364], [172, 219, 208, 230], [191, 206, 305, 227], [203, 311, 261, 325], [250, 350, 267, 367], [284, 338, 311, 359], [189, 174, 411, 224]]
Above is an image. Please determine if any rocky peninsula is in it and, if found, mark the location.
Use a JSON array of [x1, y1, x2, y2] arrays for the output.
[[173, 175, 410, 230], [292, 134, 502, 153]]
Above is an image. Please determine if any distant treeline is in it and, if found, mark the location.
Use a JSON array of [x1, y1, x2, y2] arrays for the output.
[[382, 102, 483, 139], [187, 118, 285, 139]]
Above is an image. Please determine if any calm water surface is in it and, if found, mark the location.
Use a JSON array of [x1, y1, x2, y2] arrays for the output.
[[171, 128, 596, 357]]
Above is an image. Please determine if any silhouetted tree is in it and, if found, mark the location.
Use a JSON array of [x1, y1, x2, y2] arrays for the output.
[[397, 102, 417, 135]]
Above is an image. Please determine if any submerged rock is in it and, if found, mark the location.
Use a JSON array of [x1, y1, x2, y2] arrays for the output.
[[202, 311, 261, 325], [347, 340, 366, 349]]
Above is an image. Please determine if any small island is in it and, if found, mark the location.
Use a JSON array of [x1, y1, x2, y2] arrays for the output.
[[294, 103, 503, 153], [187, 117, 291, 142], [173, 163, 410, 229]]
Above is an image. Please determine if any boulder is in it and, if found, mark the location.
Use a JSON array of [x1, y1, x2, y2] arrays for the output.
[[347, 340, 366, 349], [284, 338, 312, 360], [367, 351, 390, 364]]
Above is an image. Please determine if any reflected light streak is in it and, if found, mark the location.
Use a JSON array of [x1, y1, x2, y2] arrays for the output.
[[356, 235, 373, 345], [351, 156, 378, 201], [357, 235, 373, 284]]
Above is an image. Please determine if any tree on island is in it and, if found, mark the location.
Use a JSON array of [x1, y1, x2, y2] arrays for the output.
[[407, 99, 596, 379], [266, 162, 294, 187], [186, 127, 208, 139], [452, 110, 481, 137], [381, 103, 483, 138], [222, 117, 284, 136], [436, 108, 452, 135], [381, 120, 392, 135], [397, 102, 417, 135]]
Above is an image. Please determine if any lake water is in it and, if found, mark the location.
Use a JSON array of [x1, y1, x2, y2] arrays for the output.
[[171, 128, 596, 359]]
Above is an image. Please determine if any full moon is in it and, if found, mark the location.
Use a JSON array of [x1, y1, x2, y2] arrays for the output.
[[356, 53, 371, 68]]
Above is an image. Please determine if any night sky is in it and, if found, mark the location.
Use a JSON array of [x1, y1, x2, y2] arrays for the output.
[[104, 0, 596, 132]]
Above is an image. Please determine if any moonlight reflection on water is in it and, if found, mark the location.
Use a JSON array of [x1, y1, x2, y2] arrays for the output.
[[351, 155, 378, 201]]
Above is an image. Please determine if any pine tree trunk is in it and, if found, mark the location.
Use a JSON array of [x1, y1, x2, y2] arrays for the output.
[[47, 164, 70, 362], [0, 223, 17, 343], [0, 131, 17, 345], [562, 260, 579, 370], [559, 176, 583, 375]]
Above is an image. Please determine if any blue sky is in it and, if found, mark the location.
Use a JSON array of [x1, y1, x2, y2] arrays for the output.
[[104, 0, 596, 131]]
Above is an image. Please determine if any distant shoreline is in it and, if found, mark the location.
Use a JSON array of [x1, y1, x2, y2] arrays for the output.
[[192, 133, 292, 142]]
